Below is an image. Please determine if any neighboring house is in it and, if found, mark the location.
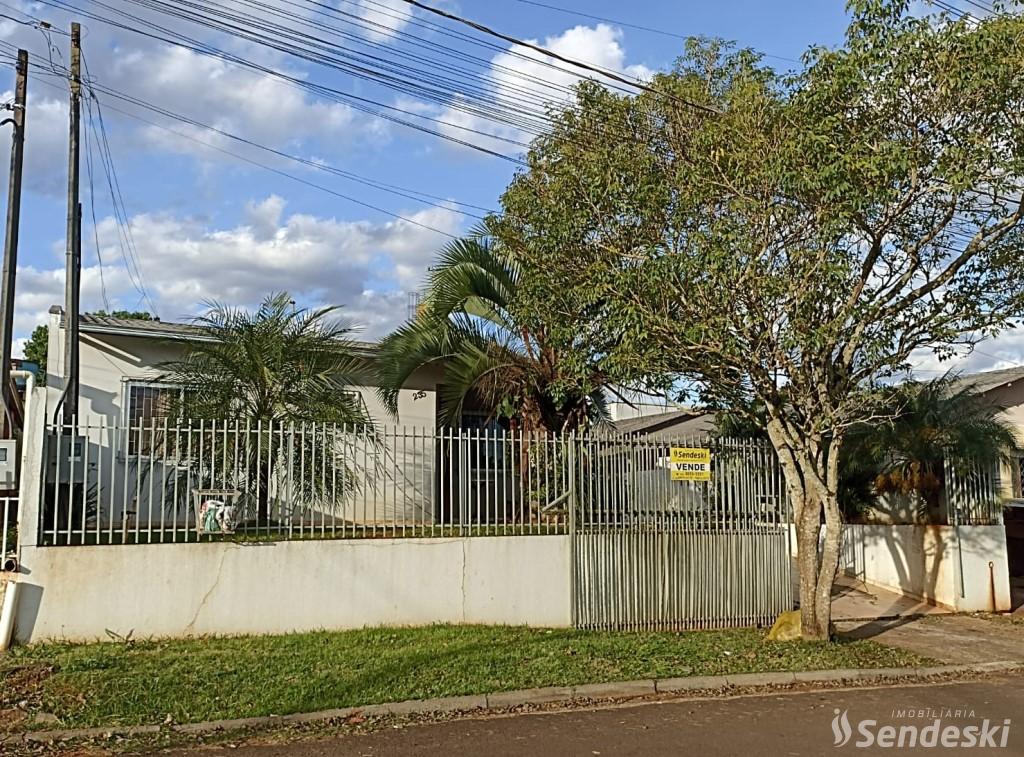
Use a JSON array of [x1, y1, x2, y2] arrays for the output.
[[610, 408, 714, 440], [44, 307, 443, 430], [951, 366, 1024, 503], [42, 307, 448, 531]]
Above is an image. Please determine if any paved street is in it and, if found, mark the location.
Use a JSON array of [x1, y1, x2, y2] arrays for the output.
[[165, 674, 1024, 756]]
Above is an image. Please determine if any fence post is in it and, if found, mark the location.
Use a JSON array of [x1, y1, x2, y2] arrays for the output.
[[16, 385, 47, 552], [568, 431, 577, 627]]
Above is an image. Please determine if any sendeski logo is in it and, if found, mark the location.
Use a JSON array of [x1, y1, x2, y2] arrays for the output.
[[831, 708, 1012, 749], [833, 709, 853, 747]]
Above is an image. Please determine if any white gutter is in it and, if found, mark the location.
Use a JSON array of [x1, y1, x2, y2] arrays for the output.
[[1, 368, 35, 652]]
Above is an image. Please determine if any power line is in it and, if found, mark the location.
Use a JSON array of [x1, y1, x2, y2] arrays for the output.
[[397, 0, 720, 114], [505, 0, 800, 64], [81, 92, 111, 310], [34, 0, 533, 161], [2, 41, 498, 218], [16, 56, 462, 240]]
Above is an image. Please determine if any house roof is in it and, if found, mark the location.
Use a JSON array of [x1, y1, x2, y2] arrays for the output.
[[949, 366, 1024, 395], [75, 313, 379, 351], [609, 408, 716, 441], [79, 314, 209, 341]]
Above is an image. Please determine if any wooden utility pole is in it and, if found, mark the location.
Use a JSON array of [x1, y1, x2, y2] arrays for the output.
[[0, 50, 28, 437], [62, 24, 81, 425]]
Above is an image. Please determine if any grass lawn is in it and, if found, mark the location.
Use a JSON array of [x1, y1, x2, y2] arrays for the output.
[[1, 624, 928, 731]]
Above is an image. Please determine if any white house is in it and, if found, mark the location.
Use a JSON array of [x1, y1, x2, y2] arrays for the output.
[[40, 307, 466, 535], [44, 307, 444, 430]]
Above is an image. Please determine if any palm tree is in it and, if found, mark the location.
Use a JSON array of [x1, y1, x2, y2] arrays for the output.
[[159, 292, 372, 522], [715, 375, 1017, 520], [377, 231, 607, 433], [846, 375, 1018, 516]]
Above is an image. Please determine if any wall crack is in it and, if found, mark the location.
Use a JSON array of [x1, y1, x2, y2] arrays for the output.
[[183, 546, 234, 635]]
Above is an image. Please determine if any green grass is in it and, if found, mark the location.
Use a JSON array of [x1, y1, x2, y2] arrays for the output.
[[0, 624, 928, 731]]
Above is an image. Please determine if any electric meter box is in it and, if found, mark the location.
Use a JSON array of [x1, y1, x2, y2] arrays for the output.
[[0, 439, 17, 489], [47, 433, 87, 484]]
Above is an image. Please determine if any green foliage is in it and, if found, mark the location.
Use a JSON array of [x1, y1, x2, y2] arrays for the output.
[[160, 292, 369, 426], [377, 228, 608, 432], [495, 4, 1024, 492], [22, 324, 47, 385], [495, 4, 1024, 633], [157, 293, 372, 519], [845, 375, 1018, 510]]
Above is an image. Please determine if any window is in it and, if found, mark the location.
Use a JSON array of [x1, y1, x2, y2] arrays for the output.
[[1012, 455, 1024, 500], [124, 381, 182, 455]]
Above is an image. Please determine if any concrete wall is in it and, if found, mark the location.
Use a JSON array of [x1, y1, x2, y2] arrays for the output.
[[840, 524, 1011, 612], [14, 534, 571, 643]]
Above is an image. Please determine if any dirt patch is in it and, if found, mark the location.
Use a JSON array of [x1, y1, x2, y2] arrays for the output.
[[0, 664, 56, 716]]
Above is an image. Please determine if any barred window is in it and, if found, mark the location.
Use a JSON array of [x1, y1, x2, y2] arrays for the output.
[[125, 382, 182, 455]]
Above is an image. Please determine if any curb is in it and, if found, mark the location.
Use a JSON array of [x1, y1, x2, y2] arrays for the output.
[[5, 661, 1020, 745]]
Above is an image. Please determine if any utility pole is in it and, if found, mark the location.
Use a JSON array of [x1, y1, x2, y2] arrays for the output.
[[62, 23, 81, 426], [0, 50, 27, 437]]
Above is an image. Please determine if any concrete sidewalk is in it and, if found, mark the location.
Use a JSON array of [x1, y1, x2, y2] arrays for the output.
[[837, 614, 1024, 664], [829, 573, 950, 621]]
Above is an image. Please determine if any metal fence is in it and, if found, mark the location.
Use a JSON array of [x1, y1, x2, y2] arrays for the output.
[[571, 437, 793, 630], [40, 417, 585, 545], [2, 497, 15, 560], [35, 418, 795, 630], [945, 456, 1003, 526]]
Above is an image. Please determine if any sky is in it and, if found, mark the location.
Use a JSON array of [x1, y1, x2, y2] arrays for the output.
[[0, 0, 1017, 378]]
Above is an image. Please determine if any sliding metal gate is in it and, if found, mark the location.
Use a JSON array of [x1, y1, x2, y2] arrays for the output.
[[571, 436, 793, 630]]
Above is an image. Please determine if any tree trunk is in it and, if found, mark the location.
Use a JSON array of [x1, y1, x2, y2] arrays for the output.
[[767, 420, 843, 641]]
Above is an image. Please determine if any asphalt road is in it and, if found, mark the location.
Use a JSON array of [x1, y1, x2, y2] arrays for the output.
[[166, 674, 1024, 756]]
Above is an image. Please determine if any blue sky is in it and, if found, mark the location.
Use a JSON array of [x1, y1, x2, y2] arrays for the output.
[[0, 0, 1016, 375]]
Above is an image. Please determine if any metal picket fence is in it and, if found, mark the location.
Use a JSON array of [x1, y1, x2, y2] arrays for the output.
[[40, 417, 580, 545], [570, 436, 793, 630], [35, 416, 795, 630], [945, 456, 1004, 526]]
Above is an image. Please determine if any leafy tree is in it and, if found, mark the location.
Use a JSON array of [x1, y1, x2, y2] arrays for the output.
[[90, 310, 157, 321], [377, 231, 608, 432], [23, 324, 48, 385], [159, 293, 371, 520], [493, 3, 1024, 638]]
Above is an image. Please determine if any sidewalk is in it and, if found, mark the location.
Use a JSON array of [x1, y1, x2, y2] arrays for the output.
[[836, 614, 1024, 664], [829, 573, 950, 621]]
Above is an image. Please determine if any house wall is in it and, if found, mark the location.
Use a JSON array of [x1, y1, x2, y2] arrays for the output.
[[987, 382, 1024, 500], [840, 524, 1010, 611], [13, 535, 572, 642], [44, 315, 445, 529], [46, 311, 442, 428], [788, 523, 1011, 612]]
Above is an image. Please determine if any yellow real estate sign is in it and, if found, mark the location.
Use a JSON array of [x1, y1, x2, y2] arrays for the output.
[[669, 447, 712, 481]]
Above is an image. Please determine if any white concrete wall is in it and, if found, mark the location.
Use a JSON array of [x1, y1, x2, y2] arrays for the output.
[[14, 534, 571, 643], [840, 524, 1011, 612]]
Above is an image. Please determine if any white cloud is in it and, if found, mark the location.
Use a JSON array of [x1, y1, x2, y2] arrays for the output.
[[13, 199, 462, 341], [908, 328, 1024, 378], [351, 0, 414, 43], [434, 23, 653, 153], [0, 1, 390, 191]]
